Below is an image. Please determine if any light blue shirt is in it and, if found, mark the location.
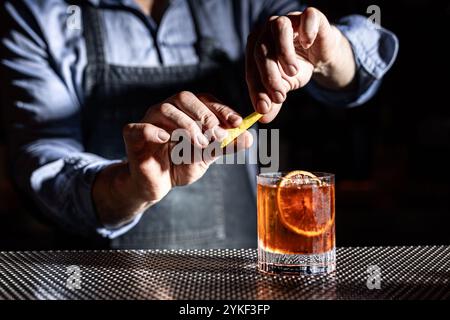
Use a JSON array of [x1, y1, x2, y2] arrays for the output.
[[0, 0, 398, 238]]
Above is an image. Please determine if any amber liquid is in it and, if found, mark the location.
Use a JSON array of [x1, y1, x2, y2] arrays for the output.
[[257, 182, 335, 255]]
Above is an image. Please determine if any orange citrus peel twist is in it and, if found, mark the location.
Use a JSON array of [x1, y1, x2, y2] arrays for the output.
[[220, 112, 263, 148]]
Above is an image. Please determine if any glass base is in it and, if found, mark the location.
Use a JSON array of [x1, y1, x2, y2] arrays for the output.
[[258, 247, 336, 275]]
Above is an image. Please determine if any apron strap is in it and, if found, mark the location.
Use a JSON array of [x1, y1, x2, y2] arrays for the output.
[[82, 3, 107, 66]]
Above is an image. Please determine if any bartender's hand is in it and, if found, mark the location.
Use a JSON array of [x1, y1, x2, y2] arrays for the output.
[[246, 7, 357, 123], [93, 92, 253, 228]]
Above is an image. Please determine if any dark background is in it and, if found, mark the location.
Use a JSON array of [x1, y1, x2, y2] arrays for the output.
[[1, 0, 449, 249]]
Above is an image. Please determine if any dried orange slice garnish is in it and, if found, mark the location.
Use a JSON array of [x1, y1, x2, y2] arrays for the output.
[[276, 170, 333, 237]]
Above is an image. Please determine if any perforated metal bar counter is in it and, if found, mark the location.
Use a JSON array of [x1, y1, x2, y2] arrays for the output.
[[0, 246, 449, 300]]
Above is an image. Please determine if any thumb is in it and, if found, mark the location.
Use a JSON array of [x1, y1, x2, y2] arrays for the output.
[[123, 123, 170, 155], [290, 8, 331, 50]]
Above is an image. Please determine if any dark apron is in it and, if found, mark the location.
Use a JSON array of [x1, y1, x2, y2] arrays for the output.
[[81, 1, 257, 249]]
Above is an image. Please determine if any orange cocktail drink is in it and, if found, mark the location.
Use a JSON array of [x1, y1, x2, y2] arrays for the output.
[[257, 171, 335, 275]]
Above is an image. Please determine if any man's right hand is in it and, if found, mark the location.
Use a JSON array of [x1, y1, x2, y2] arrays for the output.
[[92, 91, 253, 228]]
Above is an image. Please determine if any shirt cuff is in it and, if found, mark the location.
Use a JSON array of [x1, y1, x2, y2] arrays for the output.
[[306, 14, 399, 107], [74, 158, 144, 239], [31, 154, 143, 239]]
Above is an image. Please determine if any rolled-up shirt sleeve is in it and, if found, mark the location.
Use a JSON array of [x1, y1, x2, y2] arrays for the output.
[[0, 1, 141, 238], [306, 14, 399, 107]]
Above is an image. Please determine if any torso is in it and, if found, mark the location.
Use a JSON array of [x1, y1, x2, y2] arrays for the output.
[[81, 1, 258, 249]]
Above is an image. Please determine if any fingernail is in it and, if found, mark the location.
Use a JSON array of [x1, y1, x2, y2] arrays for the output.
[[289, 64, 298, 76], [257, 100, 271, 113], [158, 130, 170, 142], [274, 91, 285, 103], [213, 126, 229, 141], [227, 114, 242, 126], [197, 134, 209, 147]]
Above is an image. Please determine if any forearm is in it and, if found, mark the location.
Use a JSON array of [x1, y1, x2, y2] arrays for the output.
[[312, 26, 357, 91], [92, 162, 154, 228], [8, 139, 131, 237]]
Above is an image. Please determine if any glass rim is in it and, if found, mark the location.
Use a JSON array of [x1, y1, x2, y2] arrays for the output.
[[257, 171, 335, 183]]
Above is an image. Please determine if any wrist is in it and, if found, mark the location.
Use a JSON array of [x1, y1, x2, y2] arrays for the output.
[[111, 162, 157, 210], [93, 162, 151, 228]]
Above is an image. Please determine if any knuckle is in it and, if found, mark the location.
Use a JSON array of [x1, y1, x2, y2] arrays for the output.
[[269, 15, 279, 21], [122, 123, 133, 138], [200, 112, 218, 128], [177, 90, 195, 104], [137, 162, 150, 174], [275, 16, 290, 29], [159, 102, 173, 114], [211, 102, 227, 114], [142, 124, 155, 140], [186, 122, 200, 134], [306, 6, 319, 14], [284, 77, 295, 90], [265, 75, 280, 90]]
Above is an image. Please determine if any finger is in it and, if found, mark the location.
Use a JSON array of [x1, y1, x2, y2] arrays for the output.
[[197, 93, 243, 128], [123, 122, 170, 154], [203, 130, 254, 164], [254, 32, 287, 104], [246, 32, 273, 114], [143, 107, 178, 132], [300, 8, 319, 49], [154, 101, 210, 148], [246, 35, 286, 123], [168, 91, 229, 143], [168, 91, 225, 135], [246, 47, 286, 123], [259, 102, 282, 124], [298, 8, 330, 49], [270, 16, 298, 77], [286, 11, 302, 32]]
